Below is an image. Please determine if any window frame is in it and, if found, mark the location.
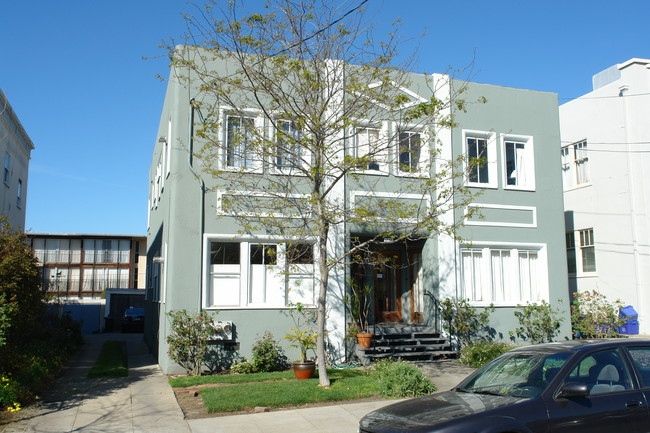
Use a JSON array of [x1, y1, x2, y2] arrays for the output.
[[463, 130, 497, 189], [459, 242, 548, 307], [273, 119, 307, 173], [501, 134, 536, 191], [223, 112, 263, 172], [351, 123, 388, 175], [561, 139, 590, 190]]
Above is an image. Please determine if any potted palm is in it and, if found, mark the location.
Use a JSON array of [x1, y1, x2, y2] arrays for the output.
[[284, 303, 318, 379], [346, 280, 373, 349]]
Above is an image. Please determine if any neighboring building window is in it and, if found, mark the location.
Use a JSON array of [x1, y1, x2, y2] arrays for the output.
[[276, 120, 302, 170], [580, 228, 596, 272], [398, 131, 421, 173], [461, 245, 543, 305], [561, 140, 589, 189], [566, 232, 576, 274], [16, 179, 22, 208], [354, 127, 381, 171], [226, 115, 256, 168], [503, 135, 535, 190], [3, 152, 9, 184]]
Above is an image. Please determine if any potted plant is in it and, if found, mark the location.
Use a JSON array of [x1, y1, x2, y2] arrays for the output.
[[284, 303, 318, 379], [346, 280, 373, 349]]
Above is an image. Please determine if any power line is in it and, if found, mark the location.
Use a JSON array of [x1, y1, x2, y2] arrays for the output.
[[559, 91, 650, 102]]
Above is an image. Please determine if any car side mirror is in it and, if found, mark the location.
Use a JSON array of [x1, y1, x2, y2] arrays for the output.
[[557, 382, 589, 399]]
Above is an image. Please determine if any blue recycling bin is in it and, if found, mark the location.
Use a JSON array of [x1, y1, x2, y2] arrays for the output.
[[619, 305, 639, 335]]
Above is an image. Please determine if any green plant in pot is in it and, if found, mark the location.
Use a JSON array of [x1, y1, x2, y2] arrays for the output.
[[346, 280, 373, 349], [284, 303, 318, 379]]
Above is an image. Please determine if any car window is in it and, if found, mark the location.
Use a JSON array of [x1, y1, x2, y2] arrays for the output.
[[566, 348, 632, 395], [627, 346, 650, 387]]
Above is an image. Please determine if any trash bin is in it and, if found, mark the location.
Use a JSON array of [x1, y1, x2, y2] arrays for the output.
[[619, 305, 639, 335]]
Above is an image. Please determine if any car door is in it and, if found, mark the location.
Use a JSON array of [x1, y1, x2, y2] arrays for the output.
[[545, 348, 650, 433]]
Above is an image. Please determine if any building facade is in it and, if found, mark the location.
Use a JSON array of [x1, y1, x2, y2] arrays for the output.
[[560, 58, 650, 332], [28, 234, 147, 298], [147, 56, 570, 374], [0, 90, 33, 230]]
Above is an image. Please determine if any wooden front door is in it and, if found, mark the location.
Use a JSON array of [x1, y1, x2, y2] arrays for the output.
[[374, 251, 402, 322]]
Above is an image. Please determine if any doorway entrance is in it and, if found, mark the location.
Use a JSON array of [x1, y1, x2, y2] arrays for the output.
[[374, 250, 402, 322]]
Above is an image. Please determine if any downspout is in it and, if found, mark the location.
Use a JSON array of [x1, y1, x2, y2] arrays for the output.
[[188, 98, 207, 312]]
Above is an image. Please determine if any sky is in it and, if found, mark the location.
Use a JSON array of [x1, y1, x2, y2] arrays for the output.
[[0, 0, 648, 236]]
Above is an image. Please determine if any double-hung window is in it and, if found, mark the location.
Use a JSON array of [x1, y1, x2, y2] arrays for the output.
[[467, 137, 488, 183], [276, 120, 302, 170], [354, 127, 381, 171], [580, 229, 596, 272], [574, 140, 589, 184], [398, 131, 421, 174], [226, 115, 256, 168], [503, 135, 535, 190]]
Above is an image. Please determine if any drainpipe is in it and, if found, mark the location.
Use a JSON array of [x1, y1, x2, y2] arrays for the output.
[[188, 98, 206, 312]]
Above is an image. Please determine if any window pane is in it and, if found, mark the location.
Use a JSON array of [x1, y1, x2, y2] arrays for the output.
[[627, 347, 650, 387], [399, 132, 420, 172], [277, 120, 301, 169], [227, 116, 255, 168], [210, 242, 240, 265], [467, 137, 488, 184], [287, 243, 314, 264]]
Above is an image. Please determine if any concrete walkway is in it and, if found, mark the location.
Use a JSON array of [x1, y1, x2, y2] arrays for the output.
[[0, 334, 475, 433], [2, 333, 191, 433]]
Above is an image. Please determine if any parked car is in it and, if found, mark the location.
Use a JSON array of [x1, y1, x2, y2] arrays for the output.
[[360, 339, 650, 433], [121, 307, 145, 332]]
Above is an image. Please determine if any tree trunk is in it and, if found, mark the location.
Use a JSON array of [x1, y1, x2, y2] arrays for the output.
[[316, 228, 330, 387]]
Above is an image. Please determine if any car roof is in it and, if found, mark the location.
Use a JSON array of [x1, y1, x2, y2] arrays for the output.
[[508, 339, 650, 356]]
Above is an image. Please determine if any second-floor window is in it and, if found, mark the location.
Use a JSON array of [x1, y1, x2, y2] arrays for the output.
[[276, 120, 302, 170], [503, 135, 535, 190], [398, 131, 421, 173], [354, 127, 381, 171], [226, 115, 256, 168], [3, 152, 10, 185], [561, 140, 589, 189], [467, 137, 489, 184]]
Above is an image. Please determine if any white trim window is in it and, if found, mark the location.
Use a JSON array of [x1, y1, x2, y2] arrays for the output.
[[206, 239, 315, 308], [566, 229, 596, 275], [460, 244, 546, 305], [225, 114, 257, 169], [464, 130, 497, 188], [502, 134, 535, 191], [561, 140, 589, 189], [353, 126, 386, 173], [398, 130, 422, 174], [579, 229, 596, 273], [275, 120, 303, 171]]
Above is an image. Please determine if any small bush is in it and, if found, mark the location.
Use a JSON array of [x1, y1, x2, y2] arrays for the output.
[[372, 359, 435, 398], [460, 341, 515, 368], [252, 331, 289, 372], [510, 300, 564, 344], [440, 298, 494, 349], [230, 360, 256, 375], [571, 290, 626, 338], [166, 309, 217, 376]]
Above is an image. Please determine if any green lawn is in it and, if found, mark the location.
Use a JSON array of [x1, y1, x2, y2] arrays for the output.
[[169, 368, 385, 413], [88, 340, 128, 378]]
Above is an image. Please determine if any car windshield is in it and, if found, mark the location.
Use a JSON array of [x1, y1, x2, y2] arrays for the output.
[[457, 351, 570, 398]]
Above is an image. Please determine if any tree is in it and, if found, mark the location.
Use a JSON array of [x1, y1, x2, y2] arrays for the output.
[[0, 217, 44, 349], [166, 0, 483, 387]]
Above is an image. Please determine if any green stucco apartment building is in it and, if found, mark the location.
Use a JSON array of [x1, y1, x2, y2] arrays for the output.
[[145, 54, 570, 374]]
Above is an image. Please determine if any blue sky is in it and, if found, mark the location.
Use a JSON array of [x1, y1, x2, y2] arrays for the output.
[[1, 0, 647, 235]]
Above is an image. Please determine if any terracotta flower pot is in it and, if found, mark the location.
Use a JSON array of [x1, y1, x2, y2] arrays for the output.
[[292, 361, 316, 379], [356, 332, 373, 349]]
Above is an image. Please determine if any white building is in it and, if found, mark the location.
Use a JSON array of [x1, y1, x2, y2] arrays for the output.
[[560, 58, 650, 332], [0, 90, 33, 230]]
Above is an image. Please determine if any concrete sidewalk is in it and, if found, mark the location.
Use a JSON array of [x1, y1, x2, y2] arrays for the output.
[[1, 334, 474, 433], [2, 333, 191, 433]]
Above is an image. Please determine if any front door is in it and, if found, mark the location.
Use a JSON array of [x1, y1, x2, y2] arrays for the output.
[[374, 251, 402, 322]]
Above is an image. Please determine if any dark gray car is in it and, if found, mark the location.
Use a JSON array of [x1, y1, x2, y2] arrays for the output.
[[360, 339, 650, 433]]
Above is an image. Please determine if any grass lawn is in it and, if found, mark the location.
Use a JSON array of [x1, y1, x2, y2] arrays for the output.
[[170, 368, 384, 413], [88, 340, 128, 378]]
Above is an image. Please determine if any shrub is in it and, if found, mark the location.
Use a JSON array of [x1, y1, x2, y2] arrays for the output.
[[460, 341, 516, 368], [510, 300, 564, 344], [372, 359, 436, 397], [252, 331, 289, 372], [571, 290, 626, 338], [229, 360, 257, 375], [166, 309, 217, 375], [440, 298, 494, 349]]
